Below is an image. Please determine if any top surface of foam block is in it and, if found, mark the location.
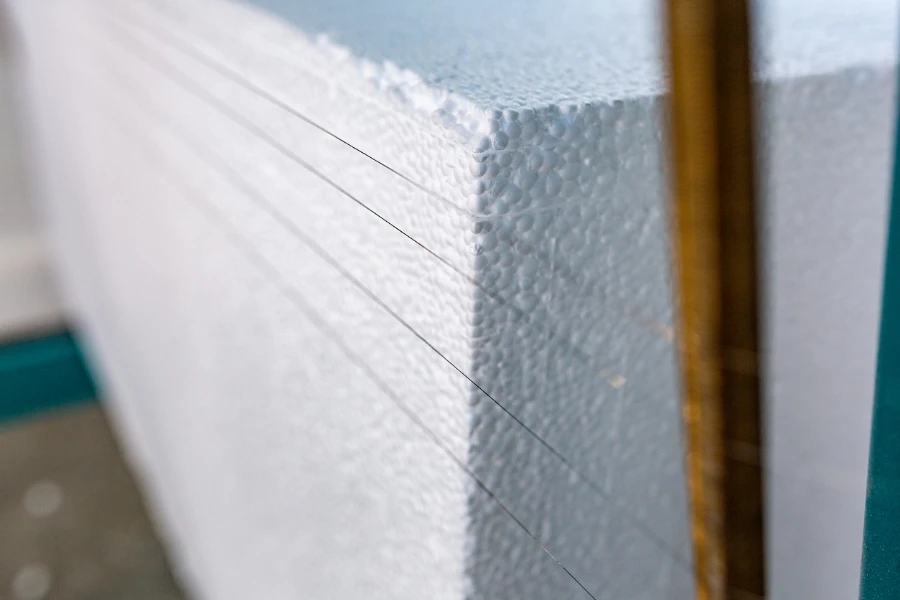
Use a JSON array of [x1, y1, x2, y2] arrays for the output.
[[244, 0, 896, 109]]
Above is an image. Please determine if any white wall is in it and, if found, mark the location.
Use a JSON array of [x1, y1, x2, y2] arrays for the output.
[[0, 17, 62, 340]]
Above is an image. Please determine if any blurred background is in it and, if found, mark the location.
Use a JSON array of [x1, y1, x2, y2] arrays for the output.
[[1, 29, 186, 599]]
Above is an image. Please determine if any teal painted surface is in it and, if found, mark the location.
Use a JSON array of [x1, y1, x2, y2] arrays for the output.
[[0, 332, 97, 424], [860, 69, 900, 598]]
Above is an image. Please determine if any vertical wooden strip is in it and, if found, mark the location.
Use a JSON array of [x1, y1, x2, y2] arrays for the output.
[[666, 1, 766, 598]]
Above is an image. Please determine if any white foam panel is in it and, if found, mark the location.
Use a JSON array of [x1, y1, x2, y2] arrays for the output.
[[9, 0, 897, 598]]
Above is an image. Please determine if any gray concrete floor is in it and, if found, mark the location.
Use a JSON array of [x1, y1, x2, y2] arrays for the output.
[[0, 404, 187, 600]]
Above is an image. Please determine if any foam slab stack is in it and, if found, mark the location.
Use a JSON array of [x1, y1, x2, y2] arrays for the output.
[[8, 0, 897, 598]]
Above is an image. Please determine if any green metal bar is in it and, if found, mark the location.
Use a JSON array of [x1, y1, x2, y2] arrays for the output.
[[859, 65, 900, 598], [0, 331, 97, 424]]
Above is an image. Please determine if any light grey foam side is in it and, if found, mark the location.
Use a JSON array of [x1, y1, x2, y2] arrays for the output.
[[759, 66, 895, 599]]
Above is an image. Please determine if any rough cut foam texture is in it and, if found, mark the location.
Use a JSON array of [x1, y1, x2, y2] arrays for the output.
[[9, 0, 897, 598]]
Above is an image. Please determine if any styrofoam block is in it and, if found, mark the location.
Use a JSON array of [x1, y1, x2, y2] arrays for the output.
[[758, 66, 896, 599], [10, 0, 897, 598]]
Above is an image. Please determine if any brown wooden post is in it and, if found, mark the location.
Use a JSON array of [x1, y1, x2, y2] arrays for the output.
[[666, 0, 766, 598]]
